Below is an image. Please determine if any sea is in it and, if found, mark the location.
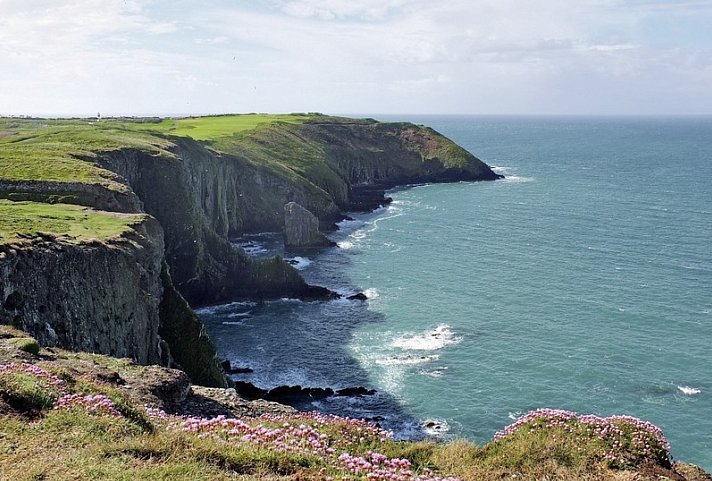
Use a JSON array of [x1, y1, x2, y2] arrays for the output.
[[197, 116, 712, 470]]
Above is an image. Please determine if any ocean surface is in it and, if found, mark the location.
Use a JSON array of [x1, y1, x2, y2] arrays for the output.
[[198, 116, 712, 469]]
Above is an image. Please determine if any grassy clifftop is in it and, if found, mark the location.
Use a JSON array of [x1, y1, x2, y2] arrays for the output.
[[0, 200, 145, 246]]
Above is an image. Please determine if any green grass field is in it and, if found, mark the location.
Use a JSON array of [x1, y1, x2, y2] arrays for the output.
[[0, 200, 145, 245], [142, 114, 314, 140]]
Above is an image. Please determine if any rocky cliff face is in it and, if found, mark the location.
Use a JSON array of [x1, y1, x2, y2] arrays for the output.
[[0, 217, 163, 364], [96, 143, 332, 306]]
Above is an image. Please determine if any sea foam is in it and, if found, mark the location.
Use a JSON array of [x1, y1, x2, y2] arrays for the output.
[[285, 256, 312, 270], [678, 386, 701, 396], [391, 324, 462, 351]]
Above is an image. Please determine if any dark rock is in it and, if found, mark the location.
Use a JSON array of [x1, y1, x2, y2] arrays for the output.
[[347, 292, 368, 301], [283, 202, 336, 248], [268, 385, 334, 400], [230, 367, 254, 374], [300, 284, 341, 301], [96, 370, 126, 386], [335, 387, 376, 396], [177, 386, 295, 418], [220, 358, 255, 375], [232, 381, 376, 403], [233, 381, 269, 399]]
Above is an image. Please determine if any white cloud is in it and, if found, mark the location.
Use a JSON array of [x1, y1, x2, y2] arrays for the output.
[[0, 0, 710, 115]]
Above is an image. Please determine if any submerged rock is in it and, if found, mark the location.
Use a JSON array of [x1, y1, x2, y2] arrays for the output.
[[283, 202, 336, 248]]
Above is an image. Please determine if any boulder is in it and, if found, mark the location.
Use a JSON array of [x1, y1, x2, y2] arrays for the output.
[[283, 202, 335, 248]]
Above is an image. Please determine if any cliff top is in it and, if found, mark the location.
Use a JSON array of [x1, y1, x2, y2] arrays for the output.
[[0, 200, 146, 246], [1, 113, 492, 239]]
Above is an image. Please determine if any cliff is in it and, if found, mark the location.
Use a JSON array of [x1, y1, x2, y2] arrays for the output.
[[0, 202, 162, 363], [0, 114, 501, 386]]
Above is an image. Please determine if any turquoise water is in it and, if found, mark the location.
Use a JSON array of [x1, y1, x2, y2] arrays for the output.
[[200, 116, 712, 469]]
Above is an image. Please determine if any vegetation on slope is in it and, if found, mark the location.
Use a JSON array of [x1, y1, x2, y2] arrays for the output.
[[0, 326, 706, 481]]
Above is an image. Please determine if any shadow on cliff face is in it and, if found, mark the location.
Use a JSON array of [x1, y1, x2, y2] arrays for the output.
[[197, 232, 428, 440]]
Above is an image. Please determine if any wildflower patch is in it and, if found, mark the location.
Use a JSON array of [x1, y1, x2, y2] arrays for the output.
[[495, 408, 671, 469]]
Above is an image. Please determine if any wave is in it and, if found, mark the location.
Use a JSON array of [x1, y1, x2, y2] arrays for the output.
[[391, 324, 462, 351], [195, 301, 257, 315], [419, 366, 448, 378], [491, 165, 534, 183], [336, 218, 365, 231], [285, 256, 312, 270], [678, 386, 702, 396], [221, 321, 245, 326], [227, 312, 251, 318], [337, 240, 354, 249], [422, 418, 450, 437], [241, 245, 269, 255], [376, 354, 440, 366], [501, 175, 535, 184], [363, 288, 379, 299]]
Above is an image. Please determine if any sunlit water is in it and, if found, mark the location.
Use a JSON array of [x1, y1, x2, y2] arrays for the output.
[[199, 116, 712, 469]]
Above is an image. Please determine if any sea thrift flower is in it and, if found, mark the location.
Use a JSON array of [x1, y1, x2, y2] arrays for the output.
[[56, 394, 121, 417], [140, 407, 459, 480], [495, 408, 671, 468], [0, 362, 68, 398]]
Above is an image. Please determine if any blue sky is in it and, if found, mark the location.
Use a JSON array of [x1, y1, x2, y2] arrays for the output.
[[1, 0, 711, 116]]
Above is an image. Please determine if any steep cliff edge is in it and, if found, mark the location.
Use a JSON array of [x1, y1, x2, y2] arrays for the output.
[[0, 202, 162, 364]]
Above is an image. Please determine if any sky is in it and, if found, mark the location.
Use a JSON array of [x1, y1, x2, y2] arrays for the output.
[[1, 0, 711, 116]]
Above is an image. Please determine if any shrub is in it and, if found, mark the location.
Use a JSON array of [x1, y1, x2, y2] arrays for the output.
[[7, 336, 40, 355]]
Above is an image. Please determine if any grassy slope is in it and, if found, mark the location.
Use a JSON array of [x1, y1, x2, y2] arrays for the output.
[[0, 113, 478, 221], [0, 328, 703, 481], [0, 200, 145, 245], [0, 119, 172, 190]]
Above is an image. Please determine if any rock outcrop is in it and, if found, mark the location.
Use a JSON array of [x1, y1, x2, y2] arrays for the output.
[[283, 202, 335, 248]]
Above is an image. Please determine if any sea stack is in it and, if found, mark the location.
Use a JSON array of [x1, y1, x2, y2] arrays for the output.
[[283, 202, 335, 248]]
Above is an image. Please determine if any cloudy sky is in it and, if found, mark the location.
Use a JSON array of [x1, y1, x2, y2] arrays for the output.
[[1, 0, 711, 116]]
